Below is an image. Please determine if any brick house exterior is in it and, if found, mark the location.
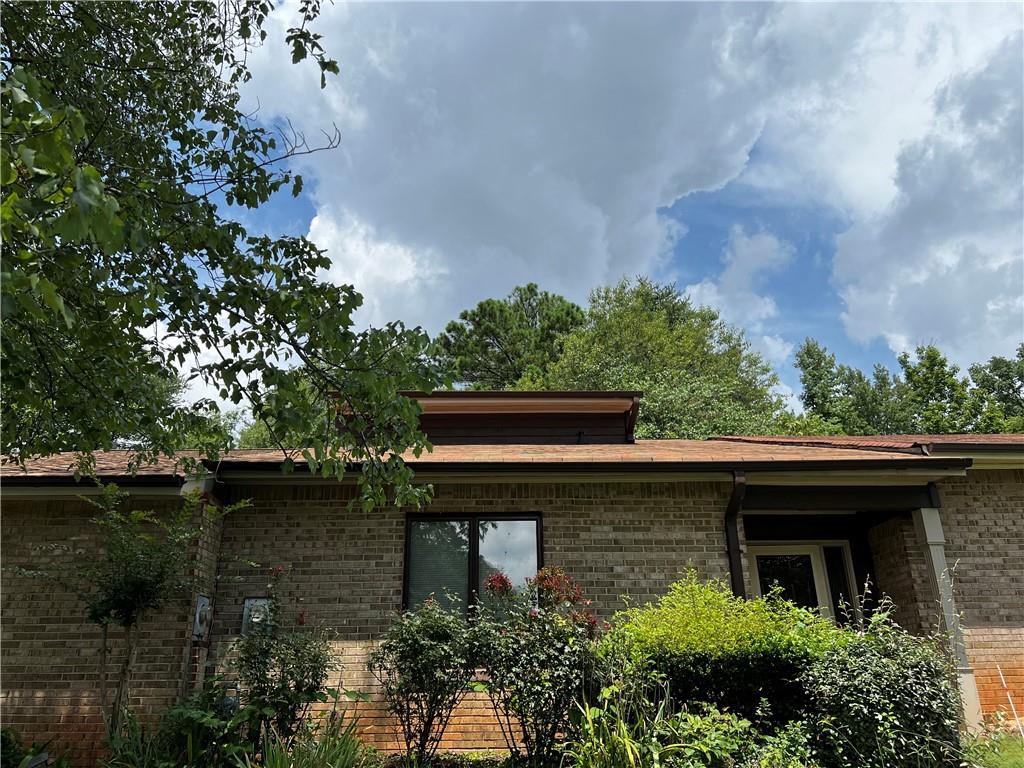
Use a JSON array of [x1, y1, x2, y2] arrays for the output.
[[2, 392, 1022, 764]]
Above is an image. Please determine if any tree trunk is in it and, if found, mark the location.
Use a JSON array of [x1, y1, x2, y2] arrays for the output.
[[111, 623, 138, 737], [99, 624, 111, 736]]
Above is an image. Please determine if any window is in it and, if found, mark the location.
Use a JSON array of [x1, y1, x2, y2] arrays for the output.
[[404, 514, 542, 610], [747, 542, 857, 622]]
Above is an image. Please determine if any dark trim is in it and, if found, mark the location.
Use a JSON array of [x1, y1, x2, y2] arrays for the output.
[[0, 474, 185, 488], [402, 512, 543, 611], [743, 485, 941, 512], [725, 471, 747, 598], [625, 397, 641, 444], [927, 482, 941, 509]]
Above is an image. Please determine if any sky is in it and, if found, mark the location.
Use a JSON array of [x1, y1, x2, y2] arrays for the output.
[[232, 1, 1023, 407]]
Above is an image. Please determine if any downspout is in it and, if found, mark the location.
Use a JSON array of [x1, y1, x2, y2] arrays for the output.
[[725, 470, 747, 598]]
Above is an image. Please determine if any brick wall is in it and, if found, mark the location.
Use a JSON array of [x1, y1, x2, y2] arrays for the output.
[[207, 479, 734, 751], [5, 470, 1018, 761], [865, 470, 1024, 718], [866, 515, 933, 634], [937, 469, 1024, 717], [0, 495, 197, 765]]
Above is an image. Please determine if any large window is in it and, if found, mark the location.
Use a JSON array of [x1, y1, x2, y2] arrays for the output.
[[747, 542, 858, 622], [404, 515, 542, 610]]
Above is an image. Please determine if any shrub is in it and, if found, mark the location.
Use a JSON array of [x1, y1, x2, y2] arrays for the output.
[[802, 610, 961, 768], [608, 573, 842, 726], [564, 684, 817, 768], [1, 729, 25, 768], [232, 567, 336, 750], [476, 567, 596, 768], [156, 679, 249, 767], [368, 597, 478, 767]]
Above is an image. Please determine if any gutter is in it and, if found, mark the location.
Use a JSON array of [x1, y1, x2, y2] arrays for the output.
[[725, 470, 746, 598], [201, 456, 972, 475], [0, 474, 185, 488]]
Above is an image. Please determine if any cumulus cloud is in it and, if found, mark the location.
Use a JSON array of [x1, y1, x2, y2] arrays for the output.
[[243, 3, 798, 331], [833, 33, 1023, 364], [685, 227, 796, 363], [309, 211, 448, 327], [239, 1, 1022, 366]]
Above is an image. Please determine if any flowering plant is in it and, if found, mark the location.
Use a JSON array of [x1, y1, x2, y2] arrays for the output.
[[475, 566, 598, 767], [484, 570, 514, 596]]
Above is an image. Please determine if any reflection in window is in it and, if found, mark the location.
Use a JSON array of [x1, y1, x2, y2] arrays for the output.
[[755, 553, 818, 610], [405, 517, 540, 610], [479, 519, 539, 593], [406, 520, 469, 610], [823, 545, 853, 624]]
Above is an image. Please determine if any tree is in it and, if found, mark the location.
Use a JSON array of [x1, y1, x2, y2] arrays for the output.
[[530, 278, 783, 438], [10, 485, 236, 739], [1, 2, 438, 506], [793, 339, 1019, 435], [434, 283, 584, 389], [896, 345, 1001, 434], [793, 340, 914, 435], [969, 344, 1024, 429]]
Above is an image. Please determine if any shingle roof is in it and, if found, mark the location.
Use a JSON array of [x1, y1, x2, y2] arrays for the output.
[[2, 438, 973, 481], [714, 434, 1024, 454]]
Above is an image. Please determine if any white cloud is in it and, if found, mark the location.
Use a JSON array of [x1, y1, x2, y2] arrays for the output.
[[310, 211, 447, 327], [833, 33, 1023, 365], [239, 1, 1022, 367], [685, 226, 796, 363]]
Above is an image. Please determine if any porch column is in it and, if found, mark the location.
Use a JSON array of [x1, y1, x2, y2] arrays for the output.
[[911, 507, 983, 729]]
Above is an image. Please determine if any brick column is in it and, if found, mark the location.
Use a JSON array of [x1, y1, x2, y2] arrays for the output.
[[912, 507, 983, 729]]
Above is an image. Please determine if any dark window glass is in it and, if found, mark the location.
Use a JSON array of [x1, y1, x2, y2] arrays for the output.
[[406, 517, 539, 611], [407, 520, 469, 610], [756, 553, 818, 610], [823, 545, 853, 624]]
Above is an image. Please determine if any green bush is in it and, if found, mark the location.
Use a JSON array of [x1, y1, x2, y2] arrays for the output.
[[564, 682, 817, 768], [232, 567, 336, 750], [368, 598, 479, 767], [608, 574, 842, 726], [156, 680, 249, 767], [802, 611, 961, 768], [476, 567, 597, 768]]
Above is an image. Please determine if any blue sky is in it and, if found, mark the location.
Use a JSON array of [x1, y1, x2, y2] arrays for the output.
[[231, 1, 1023, 408]]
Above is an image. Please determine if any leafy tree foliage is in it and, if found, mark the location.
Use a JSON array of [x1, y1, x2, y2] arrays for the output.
[[1, 1, 438, 505], [794, 339, 1021, 435], [434, 282, 584, 389], [525, 278, 783, 438], [969, 344, 1024, 428]]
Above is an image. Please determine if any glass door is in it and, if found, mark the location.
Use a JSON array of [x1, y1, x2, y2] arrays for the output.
[[747, 544, 839, 619]]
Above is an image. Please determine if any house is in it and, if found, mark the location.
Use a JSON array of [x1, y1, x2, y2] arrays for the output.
[[2, 391, 1022, 764]]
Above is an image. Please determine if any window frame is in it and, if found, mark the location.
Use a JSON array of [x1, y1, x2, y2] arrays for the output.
[[746, 540, 858, 620], [402, 512, 544, 611]]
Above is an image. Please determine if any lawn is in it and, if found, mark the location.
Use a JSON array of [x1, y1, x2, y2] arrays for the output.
[[977, 734, 1024, 768]]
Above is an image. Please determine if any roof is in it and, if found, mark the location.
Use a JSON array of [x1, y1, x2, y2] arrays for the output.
[[715, 434, 1024, 454], [1, 439, 972, 482]]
